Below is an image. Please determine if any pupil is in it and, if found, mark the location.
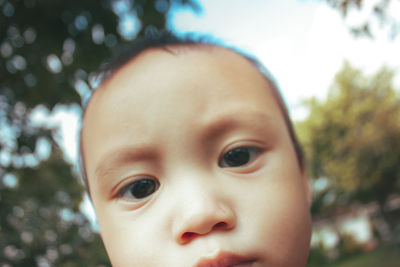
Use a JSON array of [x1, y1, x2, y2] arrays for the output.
[[130, 179, 156, 199], [224, 147, 250, 167]]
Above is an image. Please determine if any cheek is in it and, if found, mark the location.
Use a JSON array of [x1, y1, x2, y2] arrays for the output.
[[243, 179, 311, 238], [241, 157, 311, 264], [96, 206, 166, 267]]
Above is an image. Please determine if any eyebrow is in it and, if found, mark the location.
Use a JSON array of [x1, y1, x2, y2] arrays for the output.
[[198, 111, 277, 142], [94, 145, 159, 182], [93, 111, 278, 183]]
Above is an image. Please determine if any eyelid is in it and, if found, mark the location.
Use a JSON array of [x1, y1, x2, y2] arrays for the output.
[[218, 141, 266, 167], [220, 140, 266, 157], [111, 175, 158, 200]]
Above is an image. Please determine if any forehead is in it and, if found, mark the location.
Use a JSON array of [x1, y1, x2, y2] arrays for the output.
[[83, 45, 283, 142], [86, 46, 275, 118], [83, 47, 283, 149]]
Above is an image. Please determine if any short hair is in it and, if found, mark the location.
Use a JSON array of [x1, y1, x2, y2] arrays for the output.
[[79, 31, 305, 192]]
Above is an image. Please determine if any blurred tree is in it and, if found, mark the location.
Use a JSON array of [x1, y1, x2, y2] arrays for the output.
[[298, 63, 400, 232], [322, 0, 400, 39], [1, 0, 200, 266], [0, 148, 110, 266]]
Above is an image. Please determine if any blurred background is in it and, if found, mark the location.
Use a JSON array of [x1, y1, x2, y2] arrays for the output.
[[1, 0, 399, 266]]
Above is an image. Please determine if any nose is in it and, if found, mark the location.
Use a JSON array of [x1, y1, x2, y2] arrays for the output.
[[173, 186, 237, 245]]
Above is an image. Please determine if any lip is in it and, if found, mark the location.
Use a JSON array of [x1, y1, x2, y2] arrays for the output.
[[196, 251, 257, 267]]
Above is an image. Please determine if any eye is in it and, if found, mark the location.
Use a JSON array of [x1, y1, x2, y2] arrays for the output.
[[219, 146, 262, 168], [117, 178, 160, 200]]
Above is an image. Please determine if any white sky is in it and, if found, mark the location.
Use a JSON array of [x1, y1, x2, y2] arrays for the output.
[[170, 0, 400, 112], [57, 0, 400, 162]]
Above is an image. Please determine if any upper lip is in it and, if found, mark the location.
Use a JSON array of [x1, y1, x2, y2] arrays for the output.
[[195, 251, 256, 267]]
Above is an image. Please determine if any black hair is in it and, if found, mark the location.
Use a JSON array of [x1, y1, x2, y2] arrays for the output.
[[79, 30, 305, 192]]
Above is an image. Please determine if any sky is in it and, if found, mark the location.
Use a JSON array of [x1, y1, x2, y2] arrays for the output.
[[49, 0, 400, 227], [170, 0, 400, 111]]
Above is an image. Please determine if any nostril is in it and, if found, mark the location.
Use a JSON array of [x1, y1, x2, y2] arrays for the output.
[[180, 222, 228, 243], [213, 221, 227, 230], [181, 232, 197, 242]]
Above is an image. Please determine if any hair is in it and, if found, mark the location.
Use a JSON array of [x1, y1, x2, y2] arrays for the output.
[[79, 31, 305, 192]]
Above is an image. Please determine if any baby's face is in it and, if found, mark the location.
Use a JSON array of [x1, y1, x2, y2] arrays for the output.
[[82, 47, 312, 267]]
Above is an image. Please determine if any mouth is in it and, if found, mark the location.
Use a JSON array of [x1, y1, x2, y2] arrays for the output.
[[196, 251, 257, 267]]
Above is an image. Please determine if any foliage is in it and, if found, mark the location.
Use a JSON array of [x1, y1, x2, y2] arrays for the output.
[[307, 243, 331, 266], [298, 63, 400, 228], [337, 232, 364, 257], [322, 0, 400, 39], [307, 244, 400, 267], [1, 0, 199, 266], [0, 149, 110, 266]]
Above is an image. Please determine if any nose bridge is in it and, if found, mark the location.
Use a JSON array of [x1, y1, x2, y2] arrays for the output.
[[172, 170, 236, 245]]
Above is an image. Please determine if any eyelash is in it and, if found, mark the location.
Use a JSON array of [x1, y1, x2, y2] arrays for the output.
[[218, 146, 262, 168], [116, 177, 160, 201]]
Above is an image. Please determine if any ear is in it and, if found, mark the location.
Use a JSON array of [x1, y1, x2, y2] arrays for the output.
[[300, 166, 312, 208]]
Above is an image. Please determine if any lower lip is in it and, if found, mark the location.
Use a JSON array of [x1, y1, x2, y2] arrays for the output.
[[230, 261, 256, 267], [197, 261, 256, 267], [196, 254, 257, 267]]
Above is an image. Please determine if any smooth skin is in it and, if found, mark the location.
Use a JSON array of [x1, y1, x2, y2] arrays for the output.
[[82, 46, 312, 267]]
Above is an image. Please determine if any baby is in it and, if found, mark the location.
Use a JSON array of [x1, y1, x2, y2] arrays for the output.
[[80, 32, 312, 267]]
